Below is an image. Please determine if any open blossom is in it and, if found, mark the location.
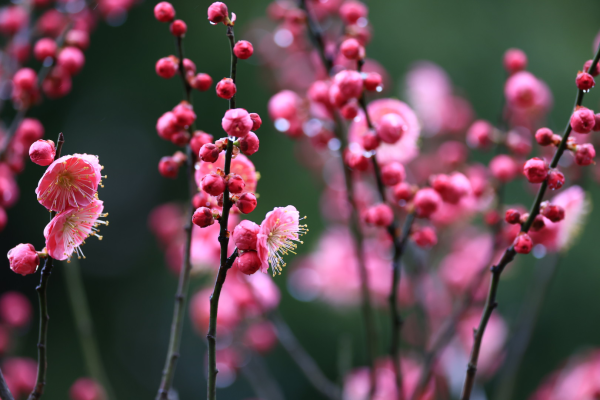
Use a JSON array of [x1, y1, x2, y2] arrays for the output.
[[36, 154, 103, 212], [44, 199, 107, 261], [256, 205, 307, 276]]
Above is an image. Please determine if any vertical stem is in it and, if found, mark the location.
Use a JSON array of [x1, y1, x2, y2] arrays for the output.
[[27, 133, 64, 400], [156, 34, 197, 400], [62, 259, 117, 400], [0, 367, 15, 400], [206, 24, 239, 400]]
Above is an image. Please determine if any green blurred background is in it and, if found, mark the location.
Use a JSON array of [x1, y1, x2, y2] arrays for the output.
[[2, 0, 600, 398]]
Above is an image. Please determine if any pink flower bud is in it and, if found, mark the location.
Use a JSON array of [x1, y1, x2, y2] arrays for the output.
[[29, 139, 55, 166], [191, 73, 212, 91], [523, 157, 548, 183], [239, 132, 260, 155], [57, 46, 85, 76], [33, 38, 57, 61], [530, 214, 545, 232], [361, 131, 380, 151], [535, 127, 554, 146], [69, 378, 107, 400], [584, 59, 600, 77], [381, 162, 405, 187], [340, 38, 363, 60], [340, 102, 359, 120], [201, 172, 226, 196], [190, 131, 213, 156], [505, 209, 521, 224], [236, 192, 257, 214], [16, 118, 44, 145], [541, 204, 565, 222], [7, 244, 39, 276], [216, 77, 236, 100], [232, 220, 260, 250], [192, 207, 215, 228], [207, 2, 229, 24], [244, 321, 277, 353], [376, 113, 406, 144], [158, 156, 180, 179], [364, 203, 393, 227], [413, 188, 441, 218], [65, 30, 90, 51], [574, 143, 596, 166], [490, 154, 518, 183], [576, 71, 595, 91], [199, 143, 220, 163], [503, 48, 527, 74], [570, 107, 596, 134], [363, 72, 382, 91], [233, 40, 254, 59], [344, 151, 369, 171], [155, 57, 178, 79], [222, 108, 253, 137], [172, 102, 196, 126], [333, 70, 363, 101], [393, 182, 413, 202], [156, 112, 178, 140], [237, 250, 261, 275], [513, 233, 533, 254], [170, 19, 187, 36], [170, 130, 190, 146], [183, 60, 195, 78], [339, 0, 368, 25], [547, 169, 565, 190], [466, 120, 493, 148], [249, 113, 261, 130], [154, 1, 175, 22], [308, 80, 330, 104], [0, 291, 32, 328], [505, 71, 542, 109], [227, 174, 245, 194], [13, 68, 37, 91], [412, 227, 437, 248]]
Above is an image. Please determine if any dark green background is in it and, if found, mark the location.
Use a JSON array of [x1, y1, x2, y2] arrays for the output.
[[2, 0, 600, 398]]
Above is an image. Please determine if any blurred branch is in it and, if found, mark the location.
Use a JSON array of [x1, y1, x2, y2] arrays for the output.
[[0, 367, 15, 400], [241, 352, 285, 400]]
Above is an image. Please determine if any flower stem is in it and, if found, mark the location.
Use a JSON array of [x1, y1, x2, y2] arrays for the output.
[[62, 259, 117, 400], [459, 46, 600, 400], [0, 367, 15, 400], [206, 24, 239, 400], [27, 132, 64, 400], [156, 34, 198, 400]]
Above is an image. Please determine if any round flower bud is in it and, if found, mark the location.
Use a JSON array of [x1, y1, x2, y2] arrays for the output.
[[236, 192, 257, 214], [547, 169, 565, 190], [201, 172, 226, 196], [154, 1, 175, 22], [333, 70, 363, 100], [584, 59, 600, 77], [156, 57, 178, 79], [69, 378, 107, 400], [249, 113, 262, 131], [33, 38, 57, 61], [207, 2, 229, 24], [364, 72, 382, 91], [158, 156, 180, 179], [530, 214, 545, 232], [170, 19, 187, 36], [380, 162, 405, 187], [413, 188, 441, 218], [0, 291, 32, 328], [190, 131, 213, 156], [489, 154, 518, 183], [65, 30, 90, 51], [523, 157, 548, 183], [340, 38, 362, 60], [191, 73, 212, 91], [237, 250, 261, 275], [340, 102, 359, 120], [513, 233, 533, 254], [361, 131, 380, 151], [222, 108, 253, 137], [570, 107, 596, 134], [29, 140, 56, 166], [216, 77, 236, 100], [503, 48, 527, 74], [170, 130, 190, 146], [393, 182, 413, 202], [574, 143, 596, 166], [364, 203, 393, 227], [505, 209, 521, 224], [57, 46, 85, 75], [344, 151, 369, 171], [412, 227, 437, 248], [376, 113, 405, 144], [308, 80, 330, 104], [172, 102, 196, 126], [541, 204, 565, 222], [535, 127, 554, 146], [227, 174, 245, 194], [13, 68, 37, 91], [16, 118, 44, 145], [192, 207, 215, 228], [199, 143, 220, 163], [232, 220, 260, 250], [233, 40, 254, 59], [339, 0, 368, 25], [239, 132, 259, 155], [466, 120, 493, 148], [576, 71, 595, 91], [7, 244, 39, 276]]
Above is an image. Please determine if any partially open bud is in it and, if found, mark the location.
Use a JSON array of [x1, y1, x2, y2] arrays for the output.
[[237, 250, 261, 275], [29, 140, 55, 166], [513, 233, 533, 254], [236, 192, 257, 214], [541, 203, 565, 222], [574, 144, 596, 166], [207, 2, 229, 24], [8, 243, 39, 276], [201, 172, 226, 196], [547, 169, 565, 190], [570, 107, 596, 134], [523, 157, 548, 183], [249, 113, 262, 131], [192, 207, 215, 228], [232, 220, 260, 250], [222, 108, 253, 137]]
